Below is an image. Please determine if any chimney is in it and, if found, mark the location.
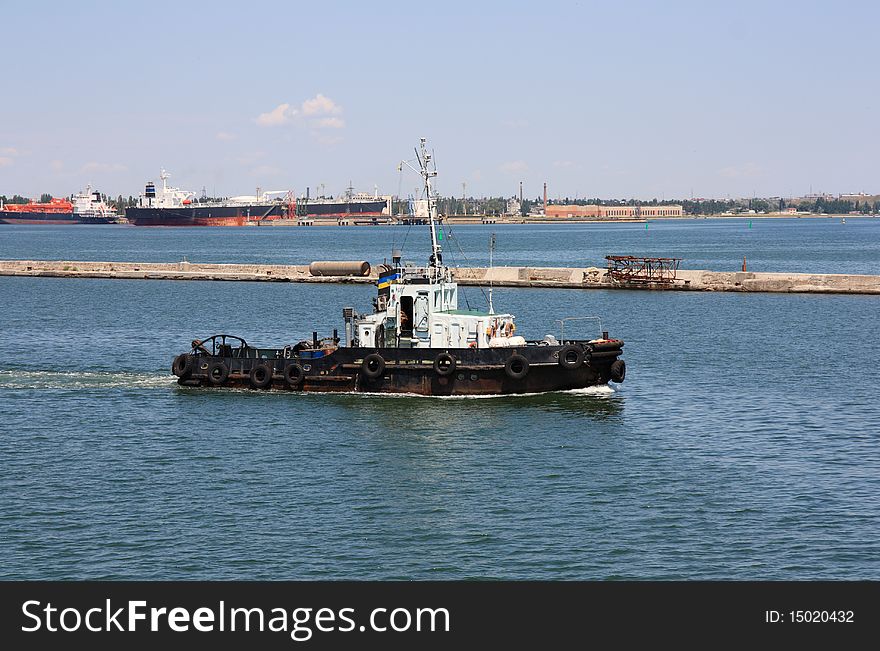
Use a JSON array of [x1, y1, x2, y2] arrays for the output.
[[543, 182, 547, 215]]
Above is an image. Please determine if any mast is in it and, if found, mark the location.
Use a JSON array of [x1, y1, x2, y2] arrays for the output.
[[416, 137, 442, 271], [488, 232, 496, 314]]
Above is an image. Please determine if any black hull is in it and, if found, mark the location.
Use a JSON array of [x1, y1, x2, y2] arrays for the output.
[[173, 341, 625, 396], [126, 204, 286, 226], [0, 211, 78, 225], [77, 215, 118, 224], [0, 211, 118, 225], [298, 199, 387, 218]]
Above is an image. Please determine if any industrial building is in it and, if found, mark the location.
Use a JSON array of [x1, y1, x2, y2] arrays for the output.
[[544, 204, 683, 219]]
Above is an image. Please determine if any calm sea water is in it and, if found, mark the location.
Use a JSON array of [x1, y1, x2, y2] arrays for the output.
[[1, 220, 879, 579], [1, 216, 879, 273]]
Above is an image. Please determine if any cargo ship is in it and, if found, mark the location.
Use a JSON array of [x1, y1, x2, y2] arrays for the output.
[[71, 185, 120, 224], [0, 197, 75, 224], [171, 138, 626, 395], [296, 185, 390, 220], [0, 185, 119, 224], [125, 170, 290, 226]]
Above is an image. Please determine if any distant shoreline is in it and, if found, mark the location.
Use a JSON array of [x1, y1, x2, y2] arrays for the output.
[[440, 213, 875, 225]]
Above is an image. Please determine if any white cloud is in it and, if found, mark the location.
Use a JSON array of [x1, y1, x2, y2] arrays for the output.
[[553, 160, 576, 168], [0, 146, 18, 156], [81, 162, 127, 173], [216, 131, 236, 141], [0, 157, 13, 167], [50, 160, 64, 171], [301, 93, 342, 116], [313, 117, 345, 129], [256, 103, 297, 127], [500, 160, 528, 174], [255, 94, 344, 131], [502, 119, 529, 128]]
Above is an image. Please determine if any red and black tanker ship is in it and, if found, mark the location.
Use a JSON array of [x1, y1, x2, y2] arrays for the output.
[[125, 169, 289, 226], [0, 197, 77, 224], [0, 186, 119, 224], [125, 170, 390, 226]]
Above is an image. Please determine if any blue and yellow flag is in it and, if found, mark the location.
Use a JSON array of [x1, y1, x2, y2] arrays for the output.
[[377, 272, 400, 290]]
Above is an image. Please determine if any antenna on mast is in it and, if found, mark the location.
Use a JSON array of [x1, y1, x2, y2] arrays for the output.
[[401, 137, 442, 275], [488, 232, 496, 314]]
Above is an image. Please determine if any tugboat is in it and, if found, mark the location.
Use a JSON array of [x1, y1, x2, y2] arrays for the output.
[[171, 139, 626, 395]]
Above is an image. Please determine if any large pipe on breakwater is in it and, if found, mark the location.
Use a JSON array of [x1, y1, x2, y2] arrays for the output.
[[1, 260, 880, 294], [308, 260, 371, 276]]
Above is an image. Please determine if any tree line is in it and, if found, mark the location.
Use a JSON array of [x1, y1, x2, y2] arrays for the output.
[[4, 193, 877, 215]]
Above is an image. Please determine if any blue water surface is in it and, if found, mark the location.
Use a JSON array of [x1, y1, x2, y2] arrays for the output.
[[0, 222, 878, 579]]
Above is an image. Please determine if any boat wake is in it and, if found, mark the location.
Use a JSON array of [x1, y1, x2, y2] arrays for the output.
[[342, 383, 618, 400], [0, 369, 176, 390]]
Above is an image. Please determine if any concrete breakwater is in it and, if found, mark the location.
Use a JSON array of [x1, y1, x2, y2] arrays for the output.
[[1, 259, 879, 294]]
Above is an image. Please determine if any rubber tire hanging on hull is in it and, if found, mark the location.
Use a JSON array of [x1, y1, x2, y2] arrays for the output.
[[362, 354, 385, 379], [284, 362, 305, 386], [250, 363, 273, 389], [505, 354, 529, 380], [610, 359, 626, 383], [172, 354, 193, 379], [433, 353, 457, 377], [207, 361, 229, 385], [558, 344, 585, 370]]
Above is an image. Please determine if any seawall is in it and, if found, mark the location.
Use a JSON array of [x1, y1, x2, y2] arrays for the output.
[[1, 259, 879, 294]]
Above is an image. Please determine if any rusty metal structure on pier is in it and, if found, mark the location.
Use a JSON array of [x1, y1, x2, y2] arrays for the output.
[[605, 255, 682, 284]]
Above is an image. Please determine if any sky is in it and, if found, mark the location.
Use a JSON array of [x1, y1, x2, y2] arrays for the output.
[[0, 0, 877, 200]]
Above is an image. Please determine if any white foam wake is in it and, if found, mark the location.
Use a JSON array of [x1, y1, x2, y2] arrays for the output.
[[0, 369, 176, 390]]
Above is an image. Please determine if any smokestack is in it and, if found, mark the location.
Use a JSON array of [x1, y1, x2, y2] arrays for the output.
[[543, 182, 547, 215], [519, 181, 523, 205]]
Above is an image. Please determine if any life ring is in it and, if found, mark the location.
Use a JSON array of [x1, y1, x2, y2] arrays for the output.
[[505, 354, 529, 380], [558, 344, 584, 370], [610, 359, 626, 383], [283, 362, 305, 386], [433, 352, 456, 377], [172, 354, 193, 378], [249, 363, 273, 389], [206, 360, 229, 385], [362, 353, 385, 379]]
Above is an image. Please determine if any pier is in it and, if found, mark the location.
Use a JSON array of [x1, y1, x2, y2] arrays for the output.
[[1, 259, 879, 294]]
